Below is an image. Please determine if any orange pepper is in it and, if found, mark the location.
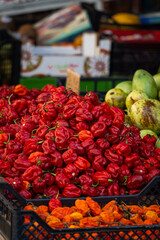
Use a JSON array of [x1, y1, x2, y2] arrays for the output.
[[13, 84, 27, 96], [130, 213, 143, 225], [99, 210, 114, 224], [86, 196, 102, 216], [46, 215, 60, 224], [75, 199, 90, 216], [119, 218, 134, 226], [28, 151, 44, 164], [145, 210, 158, 222], [127, 205, 144, 214], [48, 221, 65, 229], [79, 216, 100, 228], [51, 207, 73, 220], [102, 200, 118, 212], [112, 211, 122, 221], [22, 180, 31, 190], [143, 218, 155, 225]]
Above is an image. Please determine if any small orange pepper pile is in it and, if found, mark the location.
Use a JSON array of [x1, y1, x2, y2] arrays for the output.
[[24, 197, 160, 229]]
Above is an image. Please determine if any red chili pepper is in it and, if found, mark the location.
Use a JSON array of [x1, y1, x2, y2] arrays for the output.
[[3, 167, 20, 178], [77, 130, 94, 141], [14, 156, 32, 172], [6, 140, 23, 154], [107, 125, 120, 144], [32, 176, 46, 194], [42, 139, 56, 154], [12, 99, 27, 113], [63, 163, 79, 179], [99, 114, 112, 127], [55, 172, 70, 188], [129, 189, 141, 195], [110, 106, 125, 127], [92, 170, 113, 186], [36, 155, 52, 171], [104, 148, 123, 166], [126, 174, 145, 189], [81, 184, 98, 197], [91, 105, 104, 119], [45, 129, 55, 141], [97, 185, 108, 196], [22, 165, 42, 181], [84, 91, 99, 105], [106, 163, 120, 179], [154, 149, 160, 161], [90, 121, 106, 138], [133, 165, 148, 175], [51, 151, 63, 168], [87, 148, 102, 162], [41, 102, 57, 121], [142, 134, 157, 144], [139, 142, 155, 159], [55, 119, 70, 128], [96, 138, 110, 151], [124, 153, 140, 168], [23, 137, 43, 155], [42, 173, 55, 186], [19, 189, 32, 199], [76, 108, 93, 122], [49, 198, 62, 212], [145, 168, 160, 184], [76, 121, 89, 132], [81, 138, 96, 152], [35, 125, 49, 139], [85, 167, 95, 177], [74, 156, 91, 171], [15, 130, 30, 144], [69, 142, 85, 156], [63, 103, 78, 119], [62, 148, 77, 164], [5, 176, 22, 192], [4, 105, 19, 124], [92, 155, 107, 171], [144, 157, 160, 169], [62, 184, 81, 198], [0, 160, 11, 174], [107, 182, 120, 196], [44, 185, 59, 198], [118, 164, 131, 184], [79, 174, 93, 186], [114, 142, 131, 157]]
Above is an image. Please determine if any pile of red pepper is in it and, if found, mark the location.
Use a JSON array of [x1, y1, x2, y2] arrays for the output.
[[0, 84, 160, 199]]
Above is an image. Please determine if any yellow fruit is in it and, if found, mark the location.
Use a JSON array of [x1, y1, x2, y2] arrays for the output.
[[112, 13, 140, 25]]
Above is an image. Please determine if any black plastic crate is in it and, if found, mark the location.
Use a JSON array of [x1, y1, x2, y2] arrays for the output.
[[0, 176, 160, 240], [57, 76, 129, 101], [110, 41, 160, 76], [0, 30, 21, 86]]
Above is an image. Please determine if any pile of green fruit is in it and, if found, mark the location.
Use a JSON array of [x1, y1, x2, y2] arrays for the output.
[[105, 69, 160, 147]]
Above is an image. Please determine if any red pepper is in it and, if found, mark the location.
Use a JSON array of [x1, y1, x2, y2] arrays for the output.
[[79, 174, 93, 186], [62, 148, 77, 164], [22, 165, 42, 181], [3, 167, 20, 178], [145, 168, 160, 184], [129, 189, 141, 195], [81, 184, 98, 197], [99, 114, 112, 127], [12, 99, 27, 113], [63, 103, 78, 119], [124, 153, 140, 168], [114, 142, 131, 157], [36, 155, 52, 171], [33, 176, 46, 194], [133, 165, 148, 175], [107, 125, 120, 144], [104, 148, 123, 166], [144, 157, 160, 169], [92, 170, 113, 186], [41, 102, 57, 121], [97, 186, 108, 196], [42, 139, 56, 154], [84, 91, 99, 106], [154, 148, 160, 161], [45, 129, 55, 141], [96, 138, 110, 151], [69, 136, 80, 144], [81, 138, 96, 152], [63, 163, 79, 179], [23, 137, 43, 155], [42, 173, 55, 186], [6, 140, 23, 154], [51, 151, 63, 168], [77, 130, 94, 141], [19, 189, 32, 199], [76, 121, 89, 131], [110, 106, 125, 127], [74, 156, 91, 171], [92, 155, 107, 171], [107, 182, 120, 196], [76, 108, 93, 122], [55, 126, 70, 150], [0, 133, 8, 147], [69, 142, 85, 156], [87, 148, 102, 162], [139, 142, 155, 159], [106, 163, 120, 179], [55, 119, 70, 128], [55, 172, 70, 188], [118, 164, 131, 184], [43, 185, 59, 198], [5, 153, 18, 165], [90, 121, 106, 138], [4, 105, 18, 124], [126, 174, 145, 189], [0, 160, 11, 174], [14, 156, 32, 172], [55, 126, 70, 140], [142, 134, 157, 144], [5, 176, 22, 192], [69, 118, 77, 131], [85, 167, 95, 177], [15, 130, 30, 144], [36, 125, 50, 139], [49, 198, 62, 212], [62, 184, 81, 198], [91, 105, 104, 119]]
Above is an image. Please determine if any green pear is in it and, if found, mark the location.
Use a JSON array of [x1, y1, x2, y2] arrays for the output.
[[155, 138, 160, 148], [132, 69, 157, 99], [140, 129, 158, 139], [126, 89, 149, 109], [105, 88, 127, 109], [153, 73, 160, 91], [115, 81, 132, 95], [128, 99, 160, 134]]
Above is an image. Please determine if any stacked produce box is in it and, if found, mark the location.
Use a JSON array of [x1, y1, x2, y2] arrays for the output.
[[0, 68, 160, 239]]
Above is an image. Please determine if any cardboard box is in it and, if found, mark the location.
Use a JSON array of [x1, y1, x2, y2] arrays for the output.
[[21, 39, 111, 77]]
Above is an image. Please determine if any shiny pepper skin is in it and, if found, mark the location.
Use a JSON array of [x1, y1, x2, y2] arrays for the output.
[[90, 121, 106, 138]]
